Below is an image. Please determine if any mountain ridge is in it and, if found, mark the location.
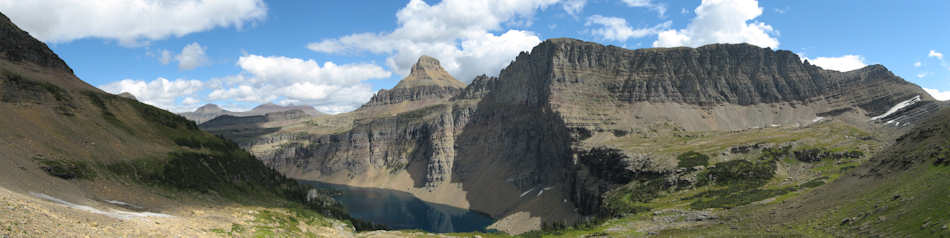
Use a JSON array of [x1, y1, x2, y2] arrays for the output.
[[179, 102, 324, 124]]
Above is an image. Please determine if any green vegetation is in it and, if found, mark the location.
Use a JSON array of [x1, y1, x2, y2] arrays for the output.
[[800, 177, 827, 188], [676, 151, 709, 168], [579, 147, 634, 184], [792, 147, 863, 163], [1, 70, 74, 115], [81, 91, 134, 133], [33, 156, 96, 180], [697, 160, 775, 187], [1, 70, 70, 103], [688, 186, 795, 209]]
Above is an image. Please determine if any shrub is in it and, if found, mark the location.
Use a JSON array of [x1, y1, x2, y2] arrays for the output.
[[34, 157, 96, 180], [697, 160, 775, 187], [677, 151, 709, 168], [579, 147, 634, 184]]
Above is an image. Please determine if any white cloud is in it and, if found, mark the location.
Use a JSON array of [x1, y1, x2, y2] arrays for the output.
[[182, 97, 200, 105], [916, 72, 928, 78], [208, 55, 392, 114], [99, 77, 204, 112], [621, 0, 666, 17], [0, 0, 266, 46], [306, 0, 559, 82], [653, 0, 778, 49], [562, 0, 586, 17], [586, 15, 670, 42], [914, 61, 922, 67], [803, 54, 867, 72], [924, 88, 950, 101], [158, 50, 173, 65], [929, 50, 943, 60], [176, 42, 209, 70]]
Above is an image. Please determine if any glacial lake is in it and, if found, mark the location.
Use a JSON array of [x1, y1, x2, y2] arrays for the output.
[[299, 180, 497, 233]]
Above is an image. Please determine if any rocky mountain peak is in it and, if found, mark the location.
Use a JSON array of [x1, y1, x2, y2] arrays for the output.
[[195, 104, 225, 113], [0, 12, 73, 73], [395, 55, 465, 89]]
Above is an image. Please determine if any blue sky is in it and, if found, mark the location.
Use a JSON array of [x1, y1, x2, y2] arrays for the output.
[[1, 0, 948, 113]]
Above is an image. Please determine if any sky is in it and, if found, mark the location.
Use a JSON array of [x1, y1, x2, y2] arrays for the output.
[[1, 0, 948, 113]]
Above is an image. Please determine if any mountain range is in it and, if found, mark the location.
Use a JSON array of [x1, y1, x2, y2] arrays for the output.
[[200, 38, 946, 234], [179, 102, 324, 124]]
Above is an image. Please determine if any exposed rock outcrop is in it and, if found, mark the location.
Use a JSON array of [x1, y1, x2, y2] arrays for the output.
[[0, 12, 72, 73]]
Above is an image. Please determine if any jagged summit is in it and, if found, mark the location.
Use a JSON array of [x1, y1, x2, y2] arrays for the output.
[[394, 55, 465, 89], [359, 55, 467, 110], [0, 12, 72, 73]]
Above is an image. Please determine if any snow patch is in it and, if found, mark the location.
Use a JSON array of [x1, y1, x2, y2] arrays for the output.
[[811, 117, 825, 123], [519, 188, 535, 198], [105, 200, 143, 209], [870, 95, 921, 121], [30, 192, 172, 220]]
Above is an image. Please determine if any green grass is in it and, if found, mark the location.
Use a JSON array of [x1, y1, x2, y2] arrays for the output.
[[1, 70, 71, 103]]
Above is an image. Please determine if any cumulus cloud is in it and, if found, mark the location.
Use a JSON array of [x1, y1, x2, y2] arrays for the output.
[[176, 42, 209, 70], [924, 88, 950, 101], [99, 77, 204, 112], [653, 0, 778, 48], [929, 50, 943, 60], [803, 54, 867, 72], [306, 0, 561, 82], [914, 61, 922, 67], [621, 0, 667, 17], [916, 72, 928, 78], [586, 15, 670, 42], [207, 55, 392, 114], [0, 0, 266, 46]]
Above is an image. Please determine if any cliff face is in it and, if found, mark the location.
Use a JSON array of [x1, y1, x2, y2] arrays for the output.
[[536, 39, 930, 132], [204, 39, 941, 232]]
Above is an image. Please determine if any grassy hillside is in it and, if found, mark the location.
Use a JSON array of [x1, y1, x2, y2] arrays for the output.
[[0, 64, 386, 236]]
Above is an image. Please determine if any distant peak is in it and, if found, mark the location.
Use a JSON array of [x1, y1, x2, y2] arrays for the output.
[[253, 102, 280, 109], [195, 104, 223, 113], [395, 55, 465, 89]]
